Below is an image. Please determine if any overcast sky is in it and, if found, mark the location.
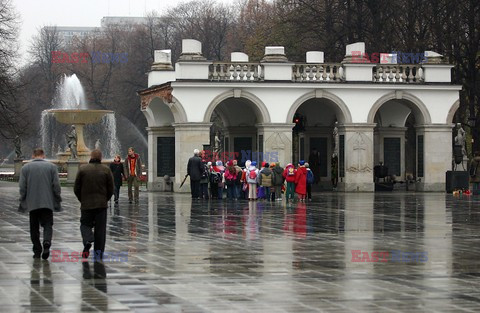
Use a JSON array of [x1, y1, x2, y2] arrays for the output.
[[12, 0, 234, 65]]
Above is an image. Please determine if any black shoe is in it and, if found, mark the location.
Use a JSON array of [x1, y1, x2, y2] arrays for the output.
[[33, 253, 41, 259], [128, 199, 132, 204], [83, 242, 92, 259], [42, 242, 51, 260]]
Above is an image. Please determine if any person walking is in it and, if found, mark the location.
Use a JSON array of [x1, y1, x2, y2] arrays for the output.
[[109, 155, 125, 205], [19, 148, 62, 259], [187, 149, 203, 199], [125, 147, 142, 204], [469, 151, 480, 195], [74, 149, 114, 261], [295, 160, 307, 202], [272, 162, 284, 201]]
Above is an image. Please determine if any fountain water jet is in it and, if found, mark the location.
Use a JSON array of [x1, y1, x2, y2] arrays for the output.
[[41, 74, 119, 163]]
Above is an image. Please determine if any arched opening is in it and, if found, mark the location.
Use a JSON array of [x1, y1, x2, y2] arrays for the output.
[[291, 97, 348, 190], [206, 97, 265, 167], [372, 99, 427, 186]]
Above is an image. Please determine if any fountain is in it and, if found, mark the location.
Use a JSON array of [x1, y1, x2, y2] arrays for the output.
[[41, 74, 119, 164]]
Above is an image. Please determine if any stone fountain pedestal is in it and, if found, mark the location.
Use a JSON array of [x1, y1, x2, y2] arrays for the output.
[[13, 158, 24, 178], [66, 160, 80, 183]]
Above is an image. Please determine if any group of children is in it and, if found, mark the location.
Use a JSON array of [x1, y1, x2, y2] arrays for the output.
[[200, 159, 315, 201]]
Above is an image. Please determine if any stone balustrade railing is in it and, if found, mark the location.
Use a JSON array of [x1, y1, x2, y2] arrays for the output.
[[373, 65, 424, 83], [209, 63, 264, 81], [207, 62, 427, 84], [292, 64, 344, 82]]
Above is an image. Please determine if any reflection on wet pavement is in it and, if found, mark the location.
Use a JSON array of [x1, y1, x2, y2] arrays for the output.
[[0, 182, 480, 312]]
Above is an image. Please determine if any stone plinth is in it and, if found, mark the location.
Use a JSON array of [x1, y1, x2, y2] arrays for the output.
[[66, 160, 80, 184], [231, 52, 249, 62], [14, 159, 24, 178], [306, 51, 324, 64]]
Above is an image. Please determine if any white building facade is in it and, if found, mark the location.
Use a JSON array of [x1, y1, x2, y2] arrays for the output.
[[139, 39, 461, 192]]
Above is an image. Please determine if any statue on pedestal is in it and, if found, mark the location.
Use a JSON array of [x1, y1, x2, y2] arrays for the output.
[[454, 123, 467, 157], [332, 122, 339, 157], [214, 131, 222, 156], [95, 139, 101, 150], [66, 125, 78, 160], [453, 123, 467, 170], [13, 135, 23, 160]]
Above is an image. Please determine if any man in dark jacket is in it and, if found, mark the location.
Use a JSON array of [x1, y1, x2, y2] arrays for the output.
[[187, 149, 203, 199], [19, 148, 62, 259], [109, 154, 125, 205], [74, 149, 114, 261], [273, 162, 284, 201]]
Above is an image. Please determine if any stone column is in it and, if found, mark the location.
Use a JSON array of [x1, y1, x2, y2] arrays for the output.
[[374, 127, 407, 180], [256, 123, 294, 166], [13, 159, 24, 178], [337, 123, 375, 192], [173, 122, 212, 192], [146, 126, 174, 191], [415, 125, 452, 191]]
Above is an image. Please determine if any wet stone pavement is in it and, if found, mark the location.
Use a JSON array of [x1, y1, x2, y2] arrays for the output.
[[0, 181, 480, 312]]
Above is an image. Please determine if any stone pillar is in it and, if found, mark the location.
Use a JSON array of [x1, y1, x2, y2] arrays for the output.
[[337, 123, 375, 192], [174, 123, 212, 192], [374, 127, 407, 181], [13, 159, 24, 178], [146, 126, 174, 191], [257, 123, 294, 167], [66, 160, 80, 184], [415, 125, 452, 191]]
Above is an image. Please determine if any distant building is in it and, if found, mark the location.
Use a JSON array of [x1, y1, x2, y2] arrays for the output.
[[101, 16, 147, 28], [43, 26, 98, 45], [43, 17, 147, 45]]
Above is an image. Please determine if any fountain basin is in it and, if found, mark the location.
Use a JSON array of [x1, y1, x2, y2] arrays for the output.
[[45, 109, 114, 163], [46, 109, 113, 124]]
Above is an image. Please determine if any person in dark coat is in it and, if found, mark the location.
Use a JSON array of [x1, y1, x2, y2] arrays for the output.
[[74, 149, 114, 261], [109, 155, 125, 205], [187, 149, 203, 199], [469, 151, 480, 195], [19, 148, 62, 259], [272, 162, 284, 201]]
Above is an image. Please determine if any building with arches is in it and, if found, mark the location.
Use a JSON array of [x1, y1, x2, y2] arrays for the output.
[[138, 40, 461, 192]]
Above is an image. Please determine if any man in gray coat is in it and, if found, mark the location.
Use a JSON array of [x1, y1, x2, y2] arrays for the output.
[[19, 148, 62, 259]]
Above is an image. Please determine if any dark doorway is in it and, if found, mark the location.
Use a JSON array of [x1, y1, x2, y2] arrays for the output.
[[234, 137, 252, 167], [309, 137, 328, 177]]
